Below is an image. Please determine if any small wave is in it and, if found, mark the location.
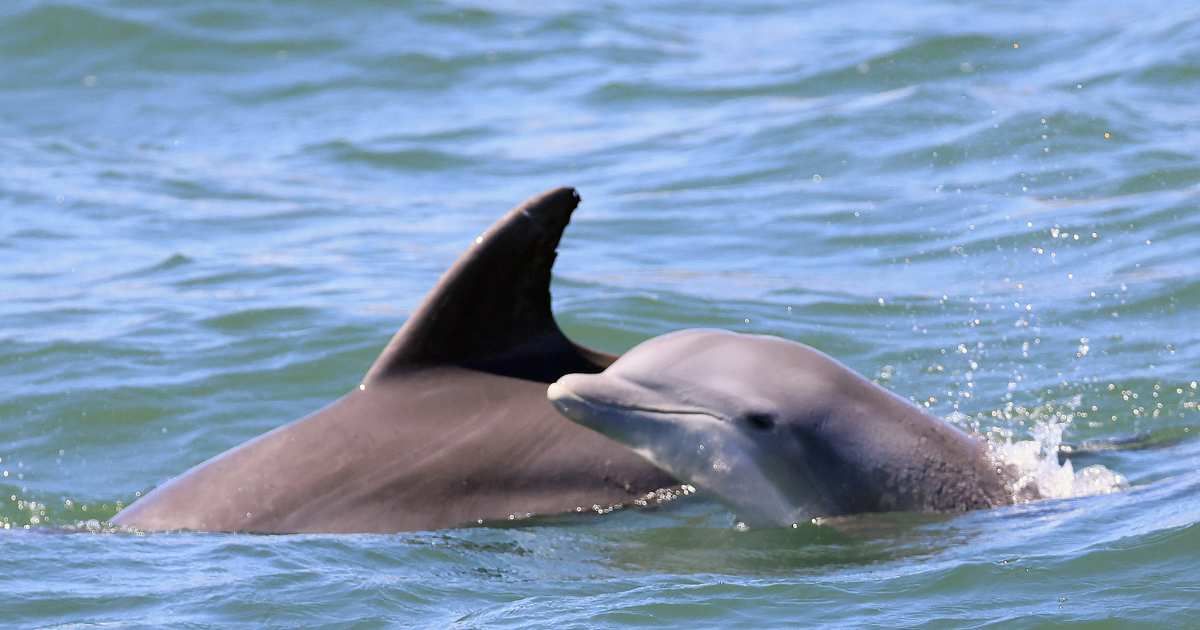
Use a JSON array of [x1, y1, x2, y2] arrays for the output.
[[200, 307, 318, 333], [1, 4, 152, 55], [306, 140, 475, 172], [4, 227, 72, 241], [108, 253, 194, 281]]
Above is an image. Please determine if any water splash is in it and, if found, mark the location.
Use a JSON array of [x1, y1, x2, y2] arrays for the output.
[[981, 401, 1128, 503]]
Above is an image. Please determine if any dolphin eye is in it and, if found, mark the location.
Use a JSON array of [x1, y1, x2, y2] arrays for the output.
[[743, 413, 776, 431]]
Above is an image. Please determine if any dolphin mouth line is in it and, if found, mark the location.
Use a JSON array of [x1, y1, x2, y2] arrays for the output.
[[548, 382, 724, 421]]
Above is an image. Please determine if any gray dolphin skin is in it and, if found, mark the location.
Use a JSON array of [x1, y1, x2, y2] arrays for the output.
[[112, 188, 677, 533], [548, 329, 1014, 528]]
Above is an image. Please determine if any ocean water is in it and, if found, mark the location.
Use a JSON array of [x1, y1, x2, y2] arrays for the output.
[[2, 1, 1199, 626]]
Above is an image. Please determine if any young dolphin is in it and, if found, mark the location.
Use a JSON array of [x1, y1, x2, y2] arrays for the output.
[[548, 329, 1014, 527], [112, 188, 678, 533]]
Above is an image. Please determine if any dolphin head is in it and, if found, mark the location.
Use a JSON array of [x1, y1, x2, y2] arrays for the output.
[[548, 329, 857, 527]]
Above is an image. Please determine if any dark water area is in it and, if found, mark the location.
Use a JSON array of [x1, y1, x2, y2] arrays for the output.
[[2, 1, 1199, 626]]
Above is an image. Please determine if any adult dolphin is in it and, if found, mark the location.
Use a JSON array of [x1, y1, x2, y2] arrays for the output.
[[113, 188, 678, 533], [548, 329, 1015, 528]]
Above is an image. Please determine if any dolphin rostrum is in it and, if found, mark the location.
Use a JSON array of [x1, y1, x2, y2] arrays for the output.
[[113, 188, 678, 533]]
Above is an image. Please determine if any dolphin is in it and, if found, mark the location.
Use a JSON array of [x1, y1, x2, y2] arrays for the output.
[[112, 187, 678, 533], [548, 329, 1014, 528]]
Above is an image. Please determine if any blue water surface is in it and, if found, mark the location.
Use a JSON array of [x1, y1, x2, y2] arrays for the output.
[[2, 1, 1199, 626]]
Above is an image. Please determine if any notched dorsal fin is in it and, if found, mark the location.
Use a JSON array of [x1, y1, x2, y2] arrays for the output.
[[364, 187, 614, 384]]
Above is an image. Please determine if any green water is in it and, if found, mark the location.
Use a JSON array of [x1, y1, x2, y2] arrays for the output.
[[2, 1, 1199, 626]]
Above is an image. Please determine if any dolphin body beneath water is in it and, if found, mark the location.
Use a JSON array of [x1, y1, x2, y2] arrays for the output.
[[549, 329, 1015, 528], [113, 188, 677, 533]]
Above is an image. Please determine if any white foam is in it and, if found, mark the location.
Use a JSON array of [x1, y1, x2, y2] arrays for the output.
[[981, 406, 1128, 503]]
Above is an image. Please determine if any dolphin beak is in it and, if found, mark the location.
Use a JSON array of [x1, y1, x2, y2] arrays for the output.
[[547, 374, 633, 435], [547, 380, 590, 424], [548, 373, 712, 437]]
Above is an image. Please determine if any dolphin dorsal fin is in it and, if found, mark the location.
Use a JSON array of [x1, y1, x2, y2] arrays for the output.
[[363, 187, 613, 384]]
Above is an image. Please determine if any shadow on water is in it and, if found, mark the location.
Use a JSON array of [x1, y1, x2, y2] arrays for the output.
[[601, 511, 974, 575], [487, 494, 975, 575]]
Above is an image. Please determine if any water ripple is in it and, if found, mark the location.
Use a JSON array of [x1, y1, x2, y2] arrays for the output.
[[2, 0, 1199, 626]]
